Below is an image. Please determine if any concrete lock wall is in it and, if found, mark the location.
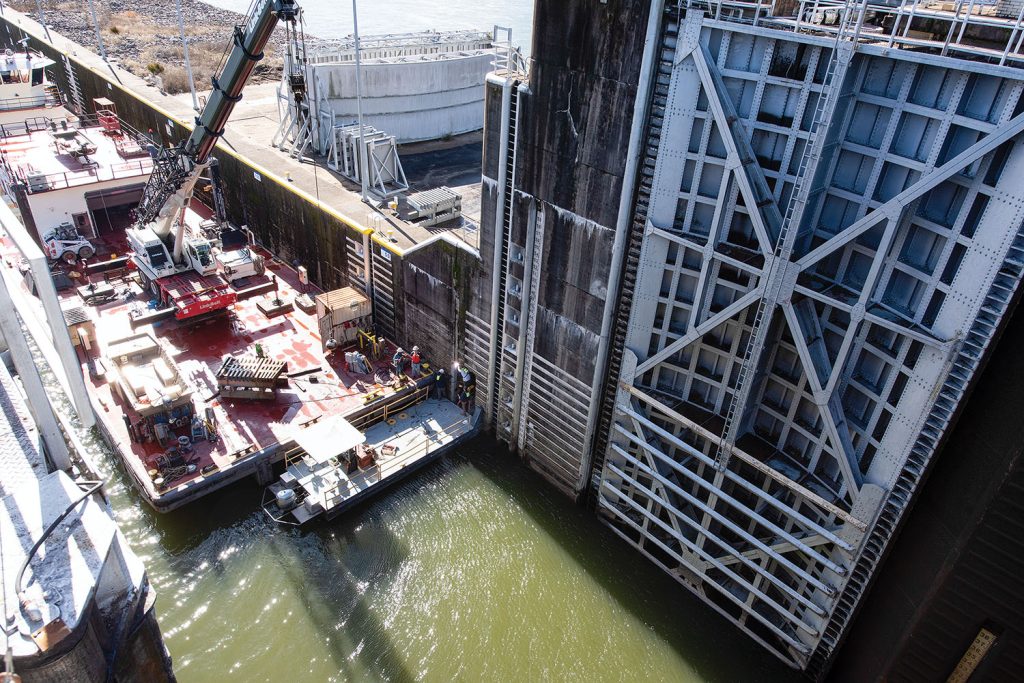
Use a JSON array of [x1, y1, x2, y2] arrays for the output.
[[315, 52, 492, 143], [477, 0, 652, 496]]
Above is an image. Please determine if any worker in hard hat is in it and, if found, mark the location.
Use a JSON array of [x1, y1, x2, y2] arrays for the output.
[[410, 346, 422, 378], [392, 347, 407, 377]]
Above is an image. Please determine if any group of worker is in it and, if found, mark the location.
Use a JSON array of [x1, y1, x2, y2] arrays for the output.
[[392, 345, 425, 378], [426, 365, 475, 413], [343, 337, 478, 414]]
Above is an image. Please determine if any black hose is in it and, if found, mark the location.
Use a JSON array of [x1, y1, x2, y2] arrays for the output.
[[14, 480, 105, 615]]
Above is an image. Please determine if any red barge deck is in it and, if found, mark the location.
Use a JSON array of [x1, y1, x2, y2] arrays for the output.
[[2, 218, 427, 512]]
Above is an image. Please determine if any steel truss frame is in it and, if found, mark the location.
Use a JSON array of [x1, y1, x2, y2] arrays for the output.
[[599, 7, 1024, 669]]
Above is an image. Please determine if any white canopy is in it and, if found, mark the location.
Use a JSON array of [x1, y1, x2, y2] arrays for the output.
[[292, 416, 365, 464]]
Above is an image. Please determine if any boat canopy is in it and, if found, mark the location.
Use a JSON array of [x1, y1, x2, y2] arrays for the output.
[[0, 50, 55, 73], [292, 415, 365, 464]]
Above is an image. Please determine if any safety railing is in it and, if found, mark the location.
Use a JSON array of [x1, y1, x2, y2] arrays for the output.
[[492, 25, 528, 79], [0, 92, 60, 112], [347, 384, 431, 431], [684, 0, 1024, 66], [0, 111, 154, 144], [307, 30, 494, 65], [0, 116, 58, 139], [19, 158, 153, 194], [321, 414, 472, 510]]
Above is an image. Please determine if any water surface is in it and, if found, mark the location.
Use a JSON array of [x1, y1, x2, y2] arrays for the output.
[[98, 436, 794, 682]]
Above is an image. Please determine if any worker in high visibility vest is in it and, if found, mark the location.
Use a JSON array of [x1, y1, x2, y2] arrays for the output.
[[434, 367, 447, 400]]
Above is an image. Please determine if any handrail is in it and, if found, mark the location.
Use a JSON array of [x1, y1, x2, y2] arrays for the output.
[[378, 415, 469, 478], [348, 384, 431, 430], [685, 0, 1024, 66], [19, 158, 153, 194]]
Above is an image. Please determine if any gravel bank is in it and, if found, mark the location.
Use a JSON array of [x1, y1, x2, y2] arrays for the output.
[[6, 0, 315, 92]]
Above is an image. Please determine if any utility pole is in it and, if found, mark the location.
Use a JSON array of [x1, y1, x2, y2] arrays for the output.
[[176, 0, 200, 111], [85, 0, 108, 62], [33, 0, 51, 42], [352, 0, 369, 202]]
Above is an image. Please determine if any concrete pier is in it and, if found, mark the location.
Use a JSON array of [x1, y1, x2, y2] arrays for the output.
[[0, 359, 174, 681]]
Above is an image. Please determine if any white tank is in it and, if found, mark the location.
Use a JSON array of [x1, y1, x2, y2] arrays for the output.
[[275, 488, 297, 510], [305, 31, 495, 144]]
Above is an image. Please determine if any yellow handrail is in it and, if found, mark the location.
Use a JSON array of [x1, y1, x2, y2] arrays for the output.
[[350, 385, 431, 430], [284, 447, 305, 468]]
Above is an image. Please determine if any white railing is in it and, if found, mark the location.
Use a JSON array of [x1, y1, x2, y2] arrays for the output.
[[307, 30, 494, 65], [492, 25, 528, 78], [685, 0, 1024, 66]]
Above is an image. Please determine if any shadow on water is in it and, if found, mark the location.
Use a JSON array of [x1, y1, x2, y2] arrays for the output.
[[459, 435, 799, 683], [268, 519, 416, 682], [127, 477, 271, 556], [108, 424, 798, 681]]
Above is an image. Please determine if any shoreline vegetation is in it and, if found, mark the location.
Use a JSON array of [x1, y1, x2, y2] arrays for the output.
[[7, 0, 306, 94]]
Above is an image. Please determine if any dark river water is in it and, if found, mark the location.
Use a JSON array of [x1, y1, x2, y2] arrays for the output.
[[95, 434, 796, 682]]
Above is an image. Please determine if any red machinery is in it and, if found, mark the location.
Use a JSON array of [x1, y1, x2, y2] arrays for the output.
[[156, 273, 237, 321]]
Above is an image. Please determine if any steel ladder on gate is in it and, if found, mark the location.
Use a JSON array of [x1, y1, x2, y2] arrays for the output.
[[712, 2, 862, 471], [489, 80, 520, 427]]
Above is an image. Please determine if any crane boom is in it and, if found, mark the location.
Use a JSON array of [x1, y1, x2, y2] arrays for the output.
[[187, 0, 298, 165], [132, 0, 298, 238]]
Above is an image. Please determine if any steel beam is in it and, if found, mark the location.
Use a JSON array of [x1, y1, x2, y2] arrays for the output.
[[822, 215, 900, 397], [691, 45, 781, 255], [598, 486, 812, 654], [781, 301, 863, 494], [798, 110, 1024, 270], [716, 532, 835, 568], [611, 431, 845, 585], [634, 285, 763, 376], [607, 455, 829, 619], [622, 384, 866, 532]]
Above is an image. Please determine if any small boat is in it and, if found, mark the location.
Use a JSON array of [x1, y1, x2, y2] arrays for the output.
[[262, 400, 478, 525]]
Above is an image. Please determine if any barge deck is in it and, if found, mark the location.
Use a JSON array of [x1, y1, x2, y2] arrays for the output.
[[0, 210, 458, 512], [264, 400, 479, 525]]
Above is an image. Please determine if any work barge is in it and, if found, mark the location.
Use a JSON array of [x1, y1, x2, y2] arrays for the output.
[[0, 107, 478, 513], [0, 0, 484, 517]]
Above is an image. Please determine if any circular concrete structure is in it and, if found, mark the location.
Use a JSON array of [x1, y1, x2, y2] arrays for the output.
[[307, 31, 495, 143]]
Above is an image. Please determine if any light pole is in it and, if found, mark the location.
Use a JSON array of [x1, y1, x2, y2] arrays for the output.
[[85, 0, 107, 62], [33, 0, 51, 42], [175, 0, 199, 111], [352, 0, 369, 202]]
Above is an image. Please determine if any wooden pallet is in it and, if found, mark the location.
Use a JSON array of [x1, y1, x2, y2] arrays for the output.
[[216, 355, 289, 391]]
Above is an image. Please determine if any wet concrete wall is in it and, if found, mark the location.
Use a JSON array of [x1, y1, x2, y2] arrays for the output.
[[516, 0, 648, 380], [478, 0, 651, 494], [402, 240, 483, 372]]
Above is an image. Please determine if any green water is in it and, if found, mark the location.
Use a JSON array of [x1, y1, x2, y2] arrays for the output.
[[100, 437, 795, 682]]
